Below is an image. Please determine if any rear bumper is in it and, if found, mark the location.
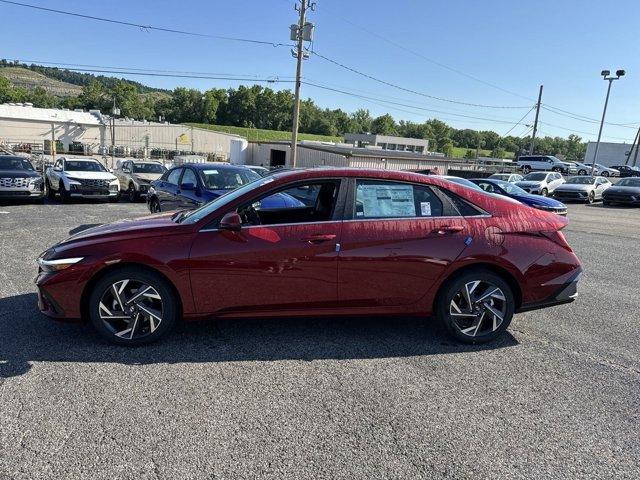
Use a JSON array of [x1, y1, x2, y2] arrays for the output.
[[517, 268, 582, 313]]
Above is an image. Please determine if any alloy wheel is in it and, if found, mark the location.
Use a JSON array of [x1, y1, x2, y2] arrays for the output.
[[449, 280, 507, 338], [98, 279, 164, 340]]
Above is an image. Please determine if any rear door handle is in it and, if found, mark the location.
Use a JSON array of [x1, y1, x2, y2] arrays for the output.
[[301, 234, 337, 244], [432, 225, 464, 235]]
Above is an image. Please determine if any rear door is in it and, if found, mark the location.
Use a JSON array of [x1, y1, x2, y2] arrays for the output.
[[337, 179, 470, 308], [158, 167, 183, 211]]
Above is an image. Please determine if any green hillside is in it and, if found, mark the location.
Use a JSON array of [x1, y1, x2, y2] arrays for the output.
[[189, 123, 342, 143], [0, 67, 82, 97]]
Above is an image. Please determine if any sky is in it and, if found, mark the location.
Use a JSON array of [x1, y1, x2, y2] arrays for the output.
[[1, 0, 640, 143]]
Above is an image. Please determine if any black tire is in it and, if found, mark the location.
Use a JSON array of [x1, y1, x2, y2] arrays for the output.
[[552, 167, 561, 173], [88, 267, 178, 346], [149, 197, 161, 213], [578, 169, 587, 175], [59, 181, 70, 203], [587, 191, 595, 204], [602, 171, 609, 177], [436, 269, 515, 344], [46, 179, 55, 200], [522, 165, 531, 174], [541, 188, 548, 197], [127, 183, 138, 202]]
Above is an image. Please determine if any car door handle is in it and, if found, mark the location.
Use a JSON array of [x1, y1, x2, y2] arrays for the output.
[[432, 225, 464, 235], [301, 234, 337, 244]]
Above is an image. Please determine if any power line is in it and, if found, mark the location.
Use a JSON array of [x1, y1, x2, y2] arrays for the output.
[[311, 51, 532, 110], [502, 106, 536, 137], [538, 121, 631, 141], [541, 104, 638, 129], [0, 0, 291, 47]]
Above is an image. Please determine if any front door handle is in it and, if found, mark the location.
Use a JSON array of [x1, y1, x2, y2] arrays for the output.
[[301, 234, 337, 244], [432, 225, 464, 235]]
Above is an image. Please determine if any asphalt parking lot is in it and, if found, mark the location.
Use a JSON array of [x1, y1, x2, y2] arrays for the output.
[[1, 199, 639, 479]]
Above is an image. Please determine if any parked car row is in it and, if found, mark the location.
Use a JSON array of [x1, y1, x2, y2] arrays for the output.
[[515, 154, 640, 178]]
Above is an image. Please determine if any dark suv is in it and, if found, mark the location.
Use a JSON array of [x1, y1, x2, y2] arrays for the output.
[[0, 155, 44, 202]]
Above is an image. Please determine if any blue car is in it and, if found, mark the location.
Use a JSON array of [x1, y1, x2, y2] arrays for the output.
[[469, 178, 567, 216], [147, 163, 306, 213]]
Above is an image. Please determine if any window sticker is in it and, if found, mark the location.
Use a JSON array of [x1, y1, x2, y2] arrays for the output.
[[420, 202, 432, 216], [202, 170, 219, 175], [358, 184, 415, 217]]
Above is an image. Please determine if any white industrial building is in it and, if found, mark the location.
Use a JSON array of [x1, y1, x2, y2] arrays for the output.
[[343, 133, 430, 154], [584, 141, 640, 167], [0, 103, 245, 160]]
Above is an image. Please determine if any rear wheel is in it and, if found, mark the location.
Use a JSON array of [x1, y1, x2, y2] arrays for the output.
[[602, 171, 609, 177], [552, 167, 561, 173], [541, 188, 548, 197], [88, 267, 178, 345], [127, 183, 138, 202], [437, 270, 515, 344], [578, 169, 587, 175], [522, 165, 531, 174]]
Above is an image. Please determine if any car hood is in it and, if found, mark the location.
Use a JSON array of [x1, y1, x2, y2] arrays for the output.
[[133, 173, 163, 182], [515, 181, 543, 187], [0, 169, 40, 179], [554, 184, 593, 192], [58, 212, 186, 247], [511, 193, 565, 207], [65, 171, 117, 181], [604, 186, 640, 195]]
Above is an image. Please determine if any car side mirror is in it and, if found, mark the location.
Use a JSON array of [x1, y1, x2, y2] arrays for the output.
[[219, 212, 242, 231], [180, 182, 196, 191], [53, 166, 61, 172]]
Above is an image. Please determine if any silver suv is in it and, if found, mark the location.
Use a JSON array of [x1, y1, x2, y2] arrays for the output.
[[114, 159, 167, 202]]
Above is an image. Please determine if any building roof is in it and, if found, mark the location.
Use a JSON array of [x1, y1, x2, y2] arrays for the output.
[[0, 103, 105, 126]]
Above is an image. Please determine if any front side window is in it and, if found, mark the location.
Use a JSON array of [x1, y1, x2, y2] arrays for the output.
[[166, 168, 183, 185], [181, 168, 198, 186], [238, 181, 340, 226], [200, 167, 260, 190], [354, 180, 443, 219], [133, 163, 165, 174]]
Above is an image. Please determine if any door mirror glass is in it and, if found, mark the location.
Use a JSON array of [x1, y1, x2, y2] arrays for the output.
[[219, 212, 242, 231], [180, 182, 196, 191]]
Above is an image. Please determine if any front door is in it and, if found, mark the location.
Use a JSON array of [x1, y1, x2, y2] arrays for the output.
[[158, 167, 183, 211], [188, 179, 344, 315], [337, 179, 470, 308]]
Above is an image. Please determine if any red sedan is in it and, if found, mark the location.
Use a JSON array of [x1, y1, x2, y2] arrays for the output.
[[35, 168, 582, 345]]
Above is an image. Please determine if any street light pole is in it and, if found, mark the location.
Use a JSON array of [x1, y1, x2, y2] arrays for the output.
[[590, 69, 625, 176]]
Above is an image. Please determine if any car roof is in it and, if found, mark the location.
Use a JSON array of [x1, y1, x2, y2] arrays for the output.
[[178, 162, 250, 170], [61, 157, 98, 162]]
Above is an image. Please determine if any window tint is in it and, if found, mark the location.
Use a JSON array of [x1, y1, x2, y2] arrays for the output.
[[238, 181, 340, 226], [355, 180, 443, 219], [181, 168, 198, 186], [475, 181, 498, 194], [166, 168, 183, 185]]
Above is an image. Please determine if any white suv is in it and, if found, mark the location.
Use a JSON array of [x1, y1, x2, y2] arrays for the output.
[[114, 159, 166, 202], [515, 172, 566, 196], [516, 155, 577, 175], [45, 157, 120, 203]]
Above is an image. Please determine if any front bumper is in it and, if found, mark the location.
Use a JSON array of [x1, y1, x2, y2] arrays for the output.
[[553, 190, 590, 202], [0, 187, 45, 199], [517, 268, 582, 313], [603, 194, 640, 204]]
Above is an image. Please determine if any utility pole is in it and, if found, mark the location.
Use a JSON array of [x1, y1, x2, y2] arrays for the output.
[[624, 127, 639, 166], [529, 85, 543, 155], [290, 0, 314, 167], [111, 96, 120, 169], [632, 127, 640, 167], [590, 69, 625, 176]]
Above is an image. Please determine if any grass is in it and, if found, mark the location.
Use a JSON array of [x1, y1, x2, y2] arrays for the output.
[[187, 123, 342, 143]]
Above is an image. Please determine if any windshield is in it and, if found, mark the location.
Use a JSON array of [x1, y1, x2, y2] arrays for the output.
[[180, 176, 271, 224], [566, 176, 594, 185], [0, 156, 35, 171], [523, 172, 547, 181], [65, 160, 106, 172], [617, 178, 640, 187], [493, 179, 527, 195], [199, 167, 260, 190], [133, 163, 166, 174]]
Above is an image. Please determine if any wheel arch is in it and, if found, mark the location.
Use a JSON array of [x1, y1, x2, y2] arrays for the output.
[[431, 262, 523, 313], [80, 262, 183, 322]]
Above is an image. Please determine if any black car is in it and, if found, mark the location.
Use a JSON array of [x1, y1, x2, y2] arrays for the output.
[[610, 165, 640, 177], [602, 177, 640, 206], [0, 155, 44, 202]]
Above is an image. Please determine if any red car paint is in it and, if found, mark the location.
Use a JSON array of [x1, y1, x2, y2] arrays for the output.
[[36, 168, 582, 322]]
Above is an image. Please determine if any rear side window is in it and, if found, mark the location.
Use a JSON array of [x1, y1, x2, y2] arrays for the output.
[[354, 180, 443, 218]]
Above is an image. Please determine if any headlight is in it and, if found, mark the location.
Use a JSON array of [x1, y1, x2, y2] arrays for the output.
[[29, 177, 43, 186], [37, 257, 84, 272]]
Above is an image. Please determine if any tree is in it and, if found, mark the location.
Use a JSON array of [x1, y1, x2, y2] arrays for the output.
[[425, 119, 452, 151], [80, 79, 107, 110], [350, 108, 373, 133], [371, 114, 397, 135]]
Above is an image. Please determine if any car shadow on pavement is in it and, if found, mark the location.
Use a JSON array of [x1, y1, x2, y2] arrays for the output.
[[0, 292, 518, 379]]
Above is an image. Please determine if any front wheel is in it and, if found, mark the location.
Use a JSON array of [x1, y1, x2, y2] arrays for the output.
[[436, 270, 515, 344], [578, 169, 587, 175], [59, 181, 71, 203], [46, 179, 55, 200], [602, 171, 609, 177], [522, 165, 531, 174], [541, 188, 548, 197], [127, 183, 138, 202], [88, 267, 178, 345], [148, 197, 161, 213], [587, 191, 595, 204]]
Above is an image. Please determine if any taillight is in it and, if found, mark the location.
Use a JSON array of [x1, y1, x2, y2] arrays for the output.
[[541, 230, 572, 252]]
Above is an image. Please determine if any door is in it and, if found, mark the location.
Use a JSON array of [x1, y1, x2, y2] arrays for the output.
[[176, 167, 201, 209], [270, 149, 286, 167], [337, 179, 470, 308], [158, 167, 183, 211], [188, 179, 344, 314]]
